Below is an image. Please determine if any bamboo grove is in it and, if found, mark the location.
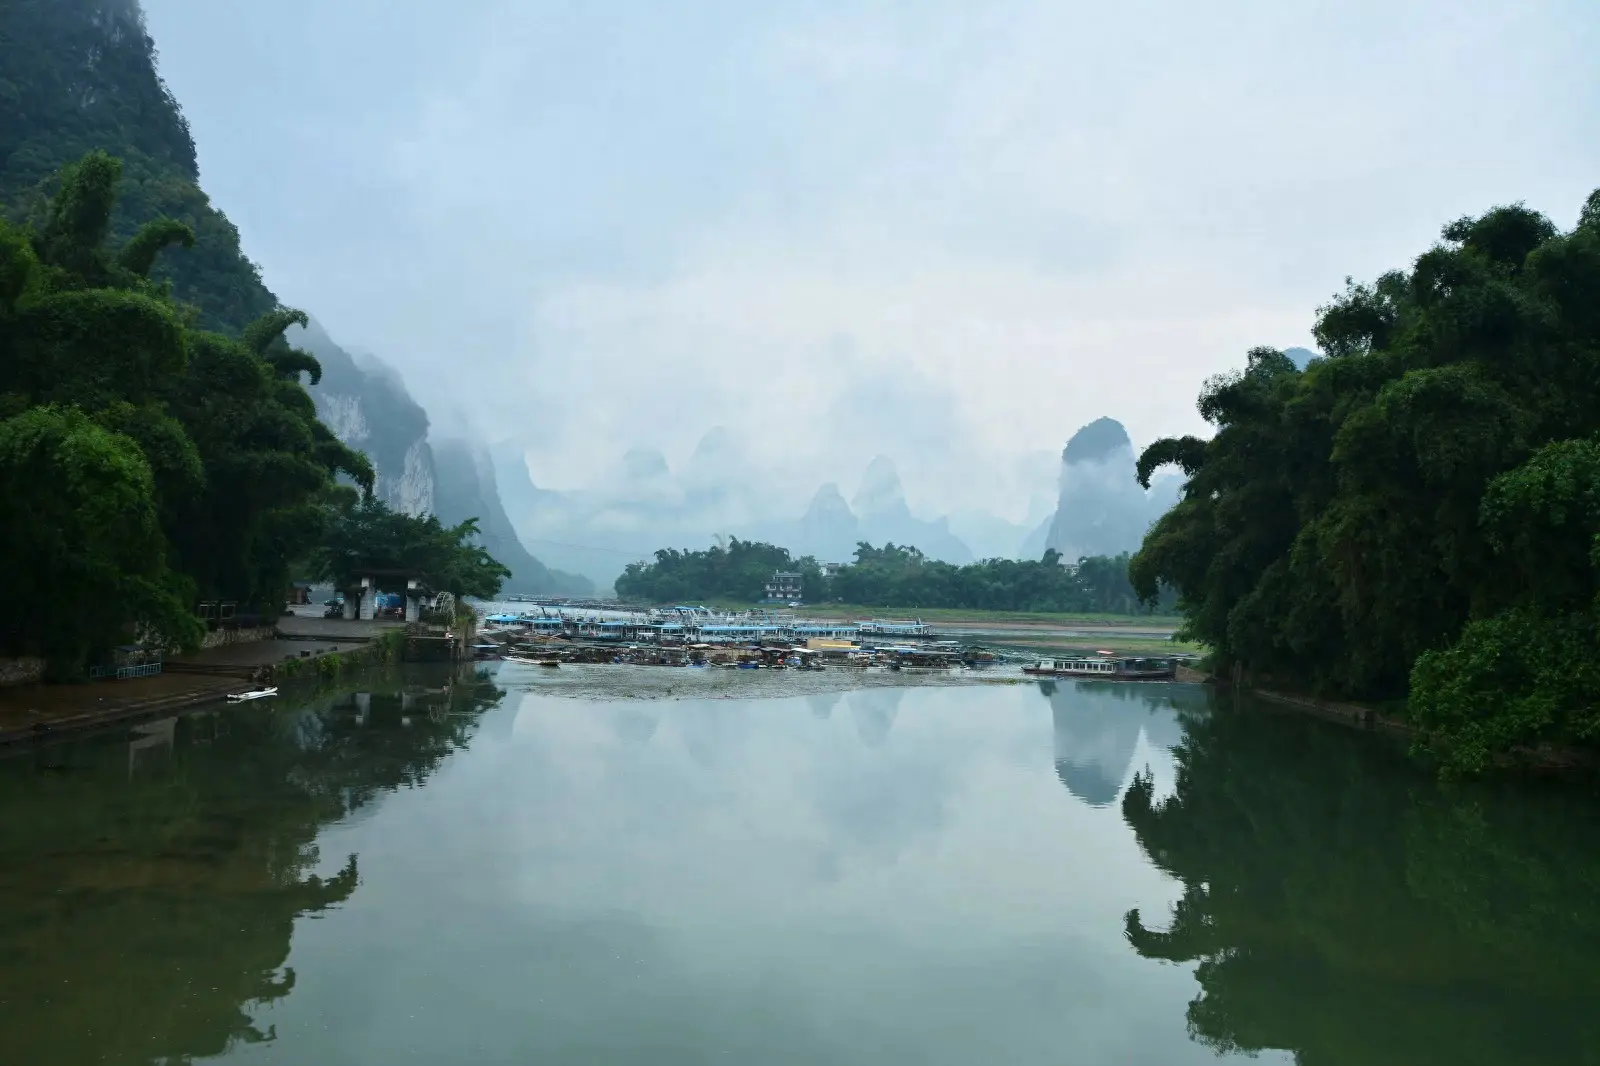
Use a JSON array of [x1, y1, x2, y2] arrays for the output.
[[0, 153, 509, 676], [1132, 190, 1600, 770], [0, 152, 374, 674]]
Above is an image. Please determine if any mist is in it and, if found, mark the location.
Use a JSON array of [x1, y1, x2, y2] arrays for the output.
[[135, 0, 1600, 577]]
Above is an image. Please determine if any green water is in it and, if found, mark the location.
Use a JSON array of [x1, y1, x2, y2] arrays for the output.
[[2, 666, 1598, 1065]]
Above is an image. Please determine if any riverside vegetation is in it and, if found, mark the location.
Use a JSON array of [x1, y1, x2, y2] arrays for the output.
[[0, 153, 507, 679], [0, 4, 513, 682], [1133, 190, 1600, 772], [615, 538, 1176, 615]]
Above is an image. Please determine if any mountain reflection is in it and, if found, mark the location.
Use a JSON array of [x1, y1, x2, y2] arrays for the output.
[[609, 705, 661, 745], [807, 692, 841, 720], [0, 667, 503, 1066], [1121, 700, 1600, 1063], [1040, 680, 1204, 808], [849, 687, 904, 747]]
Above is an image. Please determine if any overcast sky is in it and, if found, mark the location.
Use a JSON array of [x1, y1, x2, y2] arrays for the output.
[[142, 0, 1599, 520]]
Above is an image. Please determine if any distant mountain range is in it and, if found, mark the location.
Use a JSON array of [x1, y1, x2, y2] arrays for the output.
[[299, 334, 1186, 596], [490, 437, 980, 592], [488, 413, 1189, 594], [293, 320, 593, 597]]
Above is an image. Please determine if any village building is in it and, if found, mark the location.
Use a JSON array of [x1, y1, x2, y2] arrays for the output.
[[763, 571, 803, 604]]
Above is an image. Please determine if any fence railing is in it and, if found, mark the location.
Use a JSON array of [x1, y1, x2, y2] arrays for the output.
[[89, 660, 165, 680]]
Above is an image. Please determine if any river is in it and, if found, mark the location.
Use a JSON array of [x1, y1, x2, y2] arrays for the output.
[[2, 664, 1597, 1064]]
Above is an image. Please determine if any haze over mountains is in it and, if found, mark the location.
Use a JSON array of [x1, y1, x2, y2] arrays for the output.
[[289, 322, 1209, 596], [292, 320, 593, 597], [289, 319, 1317, 595], [0, 0, 1306, 601], [489, 432, 985, 590]]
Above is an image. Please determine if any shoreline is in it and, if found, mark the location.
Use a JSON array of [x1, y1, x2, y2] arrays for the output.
[[0, 617, 410, 748], [0, 674, 250, 747], [1248, 687, 1598, 773]]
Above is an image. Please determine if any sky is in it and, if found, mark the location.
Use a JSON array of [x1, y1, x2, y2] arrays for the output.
[[141, 0, 1600, 521]]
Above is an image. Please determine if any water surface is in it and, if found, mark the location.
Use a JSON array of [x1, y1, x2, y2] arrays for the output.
[[2, 666, 1597, 1065]]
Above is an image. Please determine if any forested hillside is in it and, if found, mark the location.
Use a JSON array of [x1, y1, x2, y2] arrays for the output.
[[1133, 190, 1600, 770], [0, 0, 584, 610], [0, 0, 276, 333]]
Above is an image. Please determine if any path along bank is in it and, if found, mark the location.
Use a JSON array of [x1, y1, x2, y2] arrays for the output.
[[0, 613, 419, 747]]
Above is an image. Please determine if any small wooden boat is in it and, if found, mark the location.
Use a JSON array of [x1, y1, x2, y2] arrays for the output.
[[504, 655, 561, 667], [227, 687, 279, 702]]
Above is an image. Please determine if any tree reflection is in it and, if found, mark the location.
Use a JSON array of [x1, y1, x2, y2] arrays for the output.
[[0, 666, 504, 1065], [1121, 701, 1600, 1064]]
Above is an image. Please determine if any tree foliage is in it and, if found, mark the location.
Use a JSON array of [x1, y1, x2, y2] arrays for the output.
[[615, 538, 808, 604], [1131, 190, 1600, 770], [616, 538, 1175, 614], [831, 543, 1171, 613], [0, 6, 512, 671], [0, 152, 372, 673], [314, 498, 511, 600], [0, 405, 200, 673]]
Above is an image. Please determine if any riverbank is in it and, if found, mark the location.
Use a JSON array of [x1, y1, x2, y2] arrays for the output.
[[1248, 687, 1599, 773], [0, 618, 411, 747], [0, 673, 249, 746]]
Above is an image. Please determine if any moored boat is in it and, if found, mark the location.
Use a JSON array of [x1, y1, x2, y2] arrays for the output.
[[1022, 656, 1175, 680]]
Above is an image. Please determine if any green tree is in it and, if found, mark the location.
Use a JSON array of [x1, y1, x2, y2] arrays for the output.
[[315, 498, 510, 600], [0, 152, 371, 672], [1131, 189, 1600, 770], [616, 537, 1172, 614], [615, 538, 801, 603], [0, 406, 200, 675]]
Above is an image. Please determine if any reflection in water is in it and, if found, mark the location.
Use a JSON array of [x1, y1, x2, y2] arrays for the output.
[[849, 687, 903, 746], [1041, 681, 1207, 808], [1121, 699, 1600, 1063], [7, 676, 1600, 1065], [0, 667, 503, 1066], [807, 692, 841, 720], [677, 701, 751, 767], [609, 705, 661, 745], [126, 715, 175, 778]]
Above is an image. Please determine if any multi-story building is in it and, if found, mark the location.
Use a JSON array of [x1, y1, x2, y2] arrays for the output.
[[763, 571, 803, 604]]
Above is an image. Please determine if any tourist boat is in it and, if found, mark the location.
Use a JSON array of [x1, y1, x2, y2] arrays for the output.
[[1022, 656, 1175, 680], [227, 687, 279, 702]]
